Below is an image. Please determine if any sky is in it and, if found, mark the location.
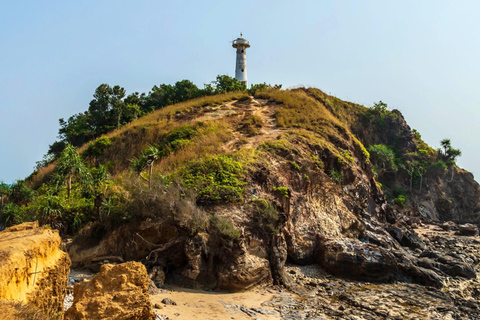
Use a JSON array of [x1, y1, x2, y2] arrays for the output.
[[1, 1, 479, 184]]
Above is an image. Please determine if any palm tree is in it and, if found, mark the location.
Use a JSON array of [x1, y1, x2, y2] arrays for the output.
[[131, 145, 161, 189], [56, 144, 87, 198]]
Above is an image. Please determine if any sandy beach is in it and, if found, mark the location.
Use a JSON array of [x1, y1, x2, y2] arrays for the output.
[[150, 285, 283, 320]]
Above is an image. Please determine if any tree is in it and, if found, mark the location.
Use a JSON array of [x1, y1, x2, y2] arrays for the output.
[[88, 84, 126, 133], [212, 75, 246, 93], [0, 182, 10, 207], [131, 145, 161, 189], [417, 165, 426, 192], [439, 138, 462, 163], [58, 113, 94, 147], [368, 144, 397, 175], [403, 161, 417, 192], [56, 144, 88, 198], [174, 79, 200, 102], [83, 165, 110, 217]]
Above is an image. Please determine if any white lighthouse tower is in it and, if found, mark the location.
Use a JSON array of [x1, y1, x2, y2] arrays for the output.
[[232, 33, 250, 87]]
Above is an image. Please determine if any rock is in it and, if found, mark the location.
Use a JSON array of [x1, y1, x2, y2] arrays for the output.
[[440, 221, 457, 231], [161, 298, 177, 305], [65, 261, 156, 320], [456, 223, 479, 236], [149, 265, 165, 288], [316, 237, 442, 287], [217, 251, 271, 291], [386, 225, 426, 250], [148, 280, 160, 295], [0, 222, 71, 315]]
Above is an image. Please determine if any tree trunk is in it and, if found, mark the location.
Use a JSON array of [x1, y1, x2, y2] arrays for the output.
[[148, 163, 153, 189], [67, 175, 72, 198]]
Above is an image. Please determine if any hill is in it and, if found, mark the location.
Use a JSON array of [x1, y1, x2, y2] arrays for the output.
[[2, 86, 480, 317]]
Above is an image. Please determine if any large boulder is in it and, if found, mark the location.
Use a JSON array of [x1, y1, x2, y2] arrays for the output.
[[316, 237, 443, 288], [0, 222, 71, 315], [65, 261, 155, 320], [455, 223, 479, 236]]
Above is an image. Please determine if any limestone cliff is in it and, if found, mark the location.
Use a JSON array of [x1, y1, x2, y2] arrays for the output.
[[0, 221, 71, 316]]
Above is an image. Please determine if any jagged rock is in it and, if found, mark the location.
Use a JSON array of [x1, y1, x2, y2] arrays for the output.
[[419, 250, 476, 279], [316, 237, 442, 287], [386, 225, 426, 250], [456, 223, 479, 236], [65, 261, 156, 320], [0, 222, 70, 316], [440, 221, 457, 231]]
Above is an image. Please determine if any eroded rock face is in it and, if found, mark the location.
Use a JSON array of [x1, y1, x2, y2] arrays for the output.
[[316, 237, 443, 288], [0, 221, 70, 315], [65, 261, 155, 320]]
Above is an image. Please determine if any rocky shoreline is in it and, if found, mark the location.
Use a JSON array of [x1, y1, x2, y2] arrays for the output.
[[143, 221, 480, 320]]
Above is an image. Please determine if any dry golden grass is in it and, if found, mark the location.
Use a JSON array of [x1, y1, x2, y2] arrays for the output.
[[256, 88, 343, 131], [28, 162, 56, 189], [304, 87, 366, 127], [155, 121, 232, 174], [0, 301, 51, 320]]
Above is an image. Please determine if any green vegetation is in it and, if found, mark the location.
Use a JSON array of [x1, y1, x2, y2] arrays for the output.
[[55, 144, 88, 198], [40, 75, 277, 168], [394, 195, 407, 207], [328, 169, 343, 185], [272, 186, 290, 199], [210, 215, 240, 239], [179, 154, 247, 204], [252, 198, 280, 234], [438, 138, 462, 164], [368, 144, 397, 175]]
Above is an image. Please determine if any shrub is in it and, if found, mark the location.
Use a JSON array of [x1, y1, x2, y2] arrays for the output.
[[394, 195, 407, 207], [180, 155, 246, 204], [239, 115, 263, 136], [368, 144, 397, 175], [210, 215, 240, 239], [310, 154, 325, 169], [273, 186, 290, 199], [252, 198, 279, 234], [83, 137, 112, 161], [289, 161, 301, 171], [328, 169, 343, 184]]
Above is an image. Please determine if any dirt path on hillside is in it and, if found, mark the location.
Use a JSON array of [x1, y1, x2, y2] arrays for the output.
[[221, 97, 283, 152]]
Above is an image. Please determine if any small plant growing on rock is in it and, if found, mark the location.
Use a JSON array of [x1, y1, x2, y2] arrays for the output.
[[328, 169, 343, 185], [394, 195, 407, 207], [273, 186, 290, 199], [210, 215, 240, 239]]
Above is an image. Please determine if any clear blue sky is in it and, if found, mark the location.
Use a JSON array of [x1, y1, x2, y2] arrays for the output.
[[1, 1, 479, 183]]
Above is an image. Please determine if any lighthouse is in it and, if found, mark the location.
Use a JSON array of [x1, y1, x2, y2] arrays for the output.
[[232, 33, 250, 87]]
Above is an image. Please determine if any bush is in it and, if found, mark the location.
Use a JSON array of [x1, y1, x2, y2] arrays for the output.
[[273, 186, 290, 199], [210, 215, 240, 239], [239, 115, 263, 136], [180, 155, 246, 204], [328, 169, 343, 184], [252, 198, 279, 234], [394, 195, 407, 207], [83, 137, 112, 161], [368, 144, 397, 175]]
